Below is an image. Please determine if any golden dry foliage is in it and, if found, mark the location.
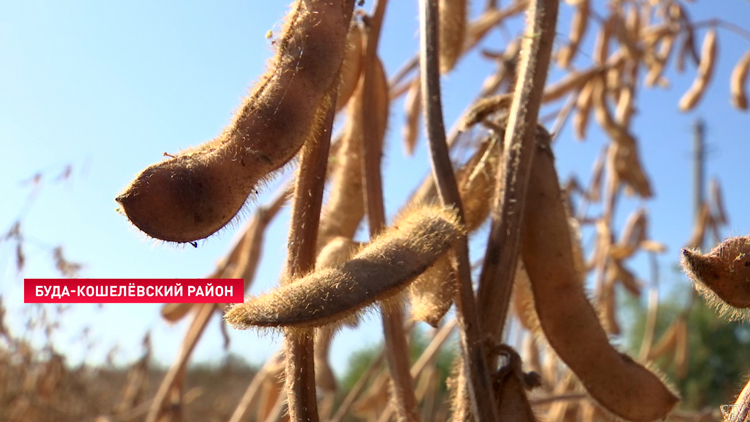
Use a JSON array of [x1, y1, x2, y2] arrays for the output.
[[82, 0, 750, 421]]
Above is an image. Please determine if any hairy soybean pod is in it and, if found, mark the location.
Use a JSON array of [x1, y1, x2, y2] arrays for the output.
[[225, 205, 464, 329], [116, 0, 355, 243], [682, 237, 750, 320], [522, 135, 678, 422], [439, 0, 467, 73]]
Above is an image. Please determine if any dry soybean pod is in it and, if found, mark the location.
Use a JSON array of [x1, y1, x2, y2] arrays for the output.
[[681, 236, 750, 319], [511, 258, 539, 332], [335, 21, 365, 111], [573, 80, 594, 140], [318, 56, 389, 248], [645, 32, 675, 87], [679, 28, 717, 112], [116, 0, 356, 243], [521, 135, 678, 422], [409, 257, 456, 328], [403, 73, 423, 155], [593, 15, 612, 65], [439, 0, 467, 74], [557, 0, 589, 69], [730, 50, 750, 111], [543, 67, 600, 103], [225, 204, 464, 329]]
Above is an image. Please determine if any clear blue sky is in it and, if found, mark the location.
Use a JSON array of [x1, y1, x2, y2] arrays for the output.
[[1, 1, 749, 376]]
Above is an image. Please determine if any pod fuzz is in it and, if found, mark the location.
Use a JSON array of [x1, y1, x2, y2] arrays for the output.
[[681, 237, 750, 320], [225, 205, 465, 329], [116, 0, 355, 243]]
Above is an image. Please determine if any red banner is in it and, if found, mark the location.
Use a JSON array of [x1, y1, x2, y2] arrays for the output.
[[24, 279, 244, 304]]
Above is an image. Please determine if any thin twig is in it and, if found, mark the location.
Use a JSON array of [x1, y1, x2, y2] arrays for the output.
[[375, 319, 459, 422], [283, 90, 338, 422], [329, 351, 387, 422], [638, 253, 660, 361], [228, 351, 284, 422], [263, 390, 289, 422], [475, 0, 558, 362], [361, 1, 420, 420], [550, 92, 578, 142], [691, 18, 750, 43], [410, 319, 456, 377], [529, 393, 588, 406], [419, 0, 500, 421], [389, 56, 419, 90], [145, 303, 215, 422]]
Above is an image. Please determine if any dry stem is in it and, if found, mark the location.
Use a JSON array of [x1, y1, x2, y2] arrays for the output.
[[283, 90, 337, 422], [419, 0, 499, 420], [476, 0, 558, 358], [360, 1, 420, 420]]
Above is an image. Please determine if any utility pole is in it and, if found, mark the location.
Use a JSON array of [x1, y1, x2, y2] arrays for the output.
[[692, 118, 705, 224]]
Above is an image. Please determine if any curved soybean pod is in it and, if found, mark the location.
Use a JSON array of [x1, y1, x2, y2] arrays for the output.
[[225, 205, 464, 329], [521, 133, 678, 422], [116, 0, 356, 243]]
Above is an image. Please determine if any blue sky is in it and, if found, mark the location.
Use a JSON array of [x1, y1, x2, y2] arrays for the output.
[[1, 1, 749, 377]]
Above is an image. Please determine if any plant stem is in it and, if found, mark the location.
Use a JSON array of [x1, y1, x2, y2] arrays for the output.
[[283, 90, 337, 422], [475, 0, 558, 362], [360, 1, 420, 421], [418, 0, 500, 421]]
